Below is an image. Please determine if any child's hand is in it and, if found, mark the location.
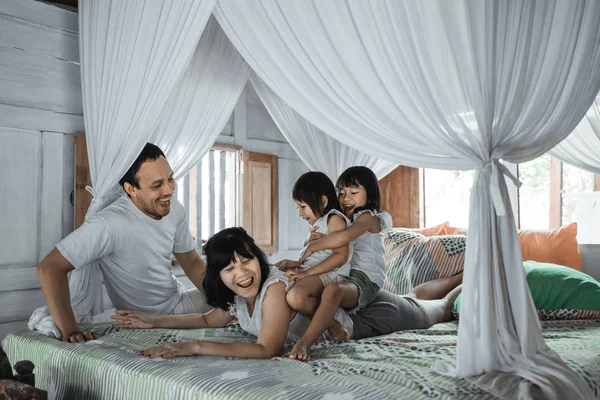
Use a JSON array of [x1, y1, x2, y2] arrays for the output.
[[274, 259, 301, 270], [299, 244, 316, 265], [111, 310, 155, 329], [285, 269, 310, 283], [308, 230, 325, 243]]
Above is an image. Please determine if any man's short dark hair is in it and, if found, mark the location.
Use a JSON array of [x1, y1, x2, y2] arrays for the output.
[[119, 143, 165, 189]]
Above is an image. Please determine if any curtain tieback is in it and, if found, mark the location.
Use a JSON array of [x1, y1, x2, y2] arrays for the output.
[[485, 160, 522, 217]]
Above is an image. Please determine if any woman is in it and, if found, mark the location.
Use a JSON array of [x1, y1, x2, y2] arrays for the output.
[[111, 227, 462, 360]]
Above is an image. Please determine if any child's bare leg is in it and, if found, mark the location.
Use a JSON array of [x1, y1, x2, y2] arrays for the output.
[[290, 282, 359, 361], [408, 271, 463, 300], [286, 276, 324, 316]]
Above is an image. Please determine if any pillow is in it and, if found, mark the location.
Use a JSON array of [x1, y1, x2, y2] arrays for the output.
[[519, 223, 582, 271], [395, 222, 450, 237], [453, 261, 600, 320], [440, 223, 581, 271], [384, 230, 466, 295]]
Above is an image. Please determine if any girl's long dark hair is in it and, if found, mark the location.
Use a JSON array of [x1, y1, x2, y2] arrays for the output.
[[336, 166, 381, 213], [203, 227, 271, 311], [292, 171, 342, 218]]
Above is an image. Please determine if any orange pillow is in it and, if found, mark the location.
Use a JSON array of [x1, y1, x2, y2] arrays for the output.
[[397, 221, 449, 237], [518, 223, 582, 271]]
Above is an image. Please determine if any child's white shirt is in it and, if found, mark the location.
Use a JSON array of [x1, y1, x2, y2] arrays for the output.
[[349, 209, 392, 286]]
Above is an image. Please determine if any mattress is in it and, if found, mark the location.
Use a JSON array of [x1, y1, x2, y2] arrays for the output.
[[3, 320, 600, 399]]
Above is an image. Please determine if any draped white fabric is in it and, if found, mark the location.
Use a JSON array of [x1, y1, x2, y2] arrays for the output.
[[250, 74, 396, 181], [152, 17, 248, 180], [29, 0, 216, 337], [551, 96, 600, 175], [215, 1, 600, 398]]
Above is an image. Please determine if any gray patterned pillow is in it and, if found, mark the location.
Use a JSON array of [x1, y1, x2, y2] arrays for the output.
[[383, 230, 466, 294]]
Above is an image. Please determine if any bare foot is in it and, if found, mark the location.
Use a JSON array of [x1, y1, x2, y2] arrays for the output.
[[289, 339, 312, 361], [327, 320, 349, 341]]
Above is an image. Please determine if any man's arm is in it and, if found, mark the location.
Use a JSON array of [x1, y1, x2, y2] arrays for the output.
[[174, 249, 206, 293], [36, 248, 96, 342]]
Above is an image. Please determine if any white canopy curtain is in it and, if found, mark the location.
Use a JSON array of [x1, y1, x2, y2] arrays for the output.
[[550, 95, 600, 175], [29, 0, 217, 337], [151, 16, 248, 180], [250, 73, 397, 181], [214, 1, 600, 398]]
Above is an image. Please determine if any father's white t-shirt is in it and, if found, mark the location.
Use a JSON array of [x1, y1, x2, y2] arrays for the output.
[[57, 194, 194, 315]]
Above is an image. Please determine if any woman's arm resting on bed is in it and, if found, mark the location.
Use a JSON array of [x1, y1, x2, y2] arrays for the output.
[[37, 248, 97, 342], [112, 307, 234, 330], [141, 282, 292, 359]]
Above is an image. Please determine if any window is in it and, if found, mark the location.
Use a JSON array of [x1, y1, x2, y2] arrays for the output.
[[562, 162, 595, 226], [421, 168, 474, 229], [176, 148, 238, 242], [517, 154, 552, 230], [420, 154, 598, 239]]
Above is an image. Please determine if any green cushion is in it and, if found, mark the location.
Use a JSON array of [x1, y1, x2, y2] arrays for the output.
[[453, 261, 600, 320]]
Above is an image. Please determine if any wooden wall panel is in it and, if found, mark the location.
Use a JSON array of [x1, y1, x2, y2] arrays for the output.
[[0, 47, 83, 115], [0, 289, 46, 324], [379, 165, 420, 228], [40, 132, 66, 260], [0, 321, 29, 341], [0, 128, 41, 266], [74, 132, 93, 230], [0, 12, 79, 61], [242, 151, 278, 253]]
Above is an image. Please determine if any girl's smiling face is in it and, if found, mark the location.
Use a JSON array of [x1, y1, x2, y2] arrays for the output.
[[219, 252, 262, 301], [294, 199, 319, 225], [338, 185, 368, 218]]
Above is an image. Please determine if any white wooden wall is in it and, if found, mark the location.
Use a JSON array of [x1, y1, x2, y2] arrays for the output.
[[0, 0, 82, 340]]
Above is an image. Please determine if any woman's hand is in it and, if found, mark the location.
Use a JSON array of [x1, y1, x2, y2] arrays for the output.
[[285, 268, 311, 283], [111, 310, 155, 329], [140, 341, 200, 359], [274, 259, 301, 270]]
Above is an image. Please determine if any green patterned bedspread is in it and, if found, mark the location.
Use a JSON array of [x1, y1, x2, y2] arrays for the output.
[[3, 320, 600, 399]]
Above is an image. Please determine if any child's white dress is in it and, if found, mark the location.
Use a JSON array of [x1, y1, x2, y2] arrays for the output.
[[300, 209, 353, 286]]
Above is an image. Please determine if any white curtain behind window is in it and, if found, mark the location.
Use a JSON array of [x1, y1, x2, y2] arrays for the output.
[[152, 17, 248, 180], [29, 0, 217, 337], [551, 96, 600, 175], [215, 1, 600, 397], [250, 74, 396, 182]]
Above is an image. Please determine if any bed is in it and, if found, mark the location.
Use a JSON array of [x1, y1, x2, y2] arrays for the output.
[[3, 319, 600, 399]]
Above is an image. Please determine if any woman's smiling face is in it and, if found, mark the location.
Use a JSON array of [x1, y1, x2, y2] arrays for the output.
[[219, 252, 263, 301]]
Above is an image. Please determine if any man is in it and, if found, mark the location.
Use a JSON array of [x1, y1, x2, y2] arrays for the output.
[[37, 143, 210, 343]]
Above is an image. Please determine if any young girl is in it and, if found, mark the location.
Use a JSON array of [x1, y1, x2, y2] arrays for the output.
[[274, 172, 352, 338], [110, 227, 353, 359], [291, 166, 392, 360]]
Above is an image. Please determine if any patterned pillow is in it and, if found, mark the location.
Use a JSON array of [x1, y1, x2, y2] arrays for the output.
[[383, 230, 466, 295]]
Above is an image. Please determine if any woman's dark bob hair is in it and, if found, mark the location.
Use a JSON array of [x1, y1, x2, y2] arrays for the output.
[[336, 166, 381, 213], [203, 227, 271, 311], [292, 171, 342, 218]]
